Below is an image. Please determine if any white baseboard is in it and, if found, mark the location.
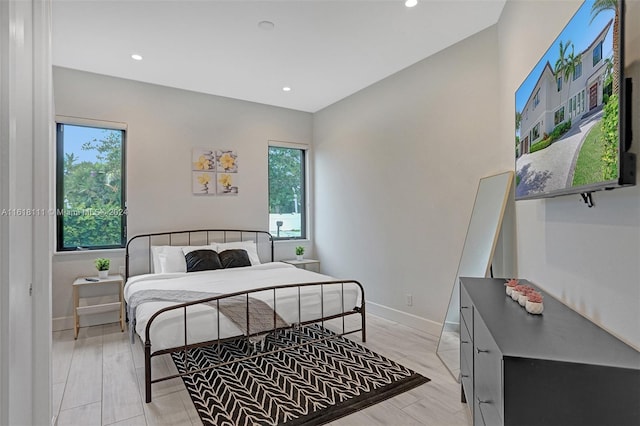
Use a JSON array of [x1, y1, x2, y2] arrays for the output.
[[366, 301, 442, 337], [52, 316, 74, 332], [53, 310, 121, 332]]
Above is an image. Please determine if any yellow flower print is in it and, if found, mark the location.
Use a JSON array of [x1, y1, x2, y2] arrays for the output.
[[194, 155, 210, 171], [219, 152, 235, 170], [218, 173, 232, 187], [197, 174, 210, 185]]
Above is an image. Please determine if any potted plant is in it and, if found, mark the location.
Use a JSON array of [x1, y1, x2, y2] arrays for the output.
[[95, 258, 110, 279], [512, 284, 532, 303], [517, 285, 534, 306], [504, 278, 519, 296], [525, 291, 544, 315], [295, 246, 304, 261]]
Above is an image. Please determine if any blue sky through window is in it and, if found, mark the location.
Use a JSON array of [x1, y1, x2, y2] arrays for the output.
[[63, 124, 121, 164]]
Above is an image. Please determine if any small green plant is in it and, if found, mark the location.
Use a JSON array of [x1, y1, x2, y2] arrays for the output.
[[95, 258, 110, 271], [530, 138, 552, 153], [295, 246, 304, 256]]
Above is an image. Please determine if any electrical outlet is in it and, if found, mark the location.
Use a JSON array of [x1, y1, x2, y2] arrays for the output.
[[405, 294, 413, 306]]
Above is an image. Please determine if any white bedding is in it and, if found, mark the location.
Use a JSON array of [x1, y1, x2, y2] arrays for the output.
[[124, 262, 361, 351]]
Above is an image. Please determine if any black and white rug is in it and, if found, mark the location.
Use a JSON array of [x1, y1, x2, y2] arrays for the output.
[[171, 325, 430, 426]]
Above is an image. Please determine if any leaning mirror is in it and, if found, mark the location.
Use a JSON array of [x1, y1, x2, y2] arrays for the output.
[[436, 171, 513, 380]]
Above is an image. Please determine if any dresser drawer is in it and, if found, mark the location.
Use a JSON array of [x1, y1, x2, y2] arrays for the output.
[[476, 396, 503, 426], [460, 315, 473, 378], [460, 285, 473, 334], [460, 354, 474, 411], [473, 313, 503, 422]]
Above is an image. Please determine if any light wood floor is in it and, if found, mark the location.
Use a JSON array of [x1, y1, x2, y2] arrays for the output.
[[52, 315, 472, 426]]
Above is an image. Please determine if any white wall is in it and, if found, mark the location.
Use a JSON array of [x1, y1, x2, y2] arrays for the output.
[[313, 26, 512, 334], [52, 67, 313, 326], [313, 1, 640, 349], [499, 0, 640, 349]]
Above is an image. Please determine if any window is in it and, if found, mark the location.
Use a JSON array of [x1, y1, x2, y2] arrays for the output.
[[554, 107, 565, 125], [573, 62, 582, 81], [557, 77, 563, 92], [532, 123, 540, 141], [533, 88, 540, 108], [56, 121, 126, 251], [569, 90, 586, 118], [570, 97, 575, 118], [268, 144, 306, 239], [593, 41, 602, 66]]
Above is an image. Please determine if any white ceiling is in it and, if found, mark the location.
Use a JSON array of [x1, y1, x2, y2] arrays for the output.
[[52, 0, 506, 113]]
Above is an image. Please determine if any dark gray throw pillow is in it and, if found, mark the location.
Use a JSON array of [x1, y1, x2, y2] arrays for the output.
[[219, 249, 251, 269], [185, 249, 223, 272]]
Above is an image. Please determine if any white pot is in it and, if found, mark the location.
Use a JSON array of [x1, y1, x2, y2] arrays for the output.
[[526, 301, 544, 315], [296, 255, 303, 261], [518, 293, 528, 306], [98, 270, 109, 279]]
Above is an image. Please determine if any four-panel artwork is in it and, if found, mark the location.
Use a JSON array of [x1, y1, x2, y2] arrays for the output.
[[192, 148, 239, 196]]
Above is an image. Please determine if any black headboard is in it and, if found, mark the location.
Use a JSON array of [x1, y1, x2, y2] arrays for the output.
[[125, 229, 274, 279]]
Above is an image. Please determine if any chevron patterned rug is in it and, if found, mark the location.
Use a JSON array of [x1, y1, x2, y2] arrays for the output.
[[171, 324, 430, 426]]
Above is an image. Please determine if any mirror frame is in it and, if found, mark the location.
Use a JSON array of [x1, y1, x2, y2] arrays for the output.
[[436, 171, 513, 380]]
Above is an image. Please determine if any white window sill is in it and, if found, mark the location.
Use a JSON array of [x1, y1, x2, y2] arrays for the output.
[[53, 248, 125, 257]]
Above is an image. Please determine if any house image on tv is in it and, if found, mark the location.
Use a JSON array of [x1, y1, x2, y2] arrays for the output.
[[517, 20, 613, 158]]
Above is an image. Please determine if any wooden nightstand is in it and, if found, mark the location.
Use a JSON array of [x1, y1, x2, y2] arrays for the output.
[[72, 275, 125, 339], [282, 258, 320, 273]]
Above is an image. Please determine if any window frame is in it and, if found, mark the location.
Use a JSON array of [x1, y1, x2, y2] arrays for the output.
[[532, 122, 540, 141], [573, 62, 582, 81], [55, 117, 127, 252], [593, 41, 603, 66], [554, 106, 565, 126], [267, 141, 308, 241]]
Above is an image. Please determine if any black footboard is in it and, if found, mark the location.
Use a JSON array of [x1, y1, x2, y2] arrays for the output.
[[141, 280, 366, 403]]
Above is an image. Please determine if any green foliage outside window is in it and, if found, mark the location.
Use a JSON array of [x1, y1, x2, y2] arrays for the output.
[[268, 147, 303, 214]]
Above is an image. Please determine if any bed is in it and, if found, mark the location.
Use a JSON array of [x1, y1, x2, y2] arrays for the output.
[[124, 229, 366, 403]]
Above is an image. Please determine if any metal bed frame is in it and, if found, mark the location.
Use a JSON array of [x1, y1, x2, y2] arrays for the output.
[[125, 229, 366, 403]]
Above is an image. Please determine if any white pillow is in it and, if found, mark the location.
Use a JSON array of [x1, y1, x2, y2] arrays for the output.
[[216, 241, 261, 265], [151, 246, 187, 273], [158, 251, 187, 273]]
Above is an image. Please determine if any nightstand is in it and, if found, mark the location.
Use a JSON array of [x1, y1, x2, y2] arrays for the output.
[[282, 258, 320, 273], [72, 275, 125, 339]]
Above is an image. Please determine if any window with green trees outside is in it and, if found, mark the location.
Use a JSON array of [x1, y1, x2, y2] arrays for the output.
[[268, 145, 306, 239], [56, 122, 126, 251]]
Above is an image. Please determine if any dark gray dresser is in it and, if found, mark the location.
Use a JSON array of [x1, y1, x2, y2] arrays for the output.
[[459, 277, 640, 426]]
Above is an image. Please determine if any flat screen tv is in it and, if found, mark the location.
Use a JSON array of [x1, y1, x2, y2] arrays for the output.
[[515, 0, 635, 201]]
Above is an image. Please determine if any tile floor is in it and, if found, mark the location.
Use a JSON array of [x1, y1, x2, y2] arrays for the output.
[[52, 315, 472, 426]]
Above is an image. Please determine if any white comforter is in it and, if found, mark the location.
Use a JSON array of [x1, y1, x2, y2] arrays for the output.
[[124, 262, 361, 351]]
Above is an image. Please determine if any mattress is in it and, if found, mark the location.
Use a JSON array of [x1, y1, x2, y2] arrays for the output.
[[124, 262, 361, 352]]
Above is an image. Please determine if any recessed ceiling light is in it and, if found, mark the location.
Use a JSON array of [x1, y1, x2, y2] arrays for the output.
[[282, 87, 292, 92], [405, 0, 418, 7], [258, 21, 275, 31], [131, 54, 143, 61]]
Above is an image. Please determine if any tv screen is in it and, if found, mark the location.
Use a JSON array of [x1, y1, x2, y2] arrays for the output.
[[515, 0, 634, 200]]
